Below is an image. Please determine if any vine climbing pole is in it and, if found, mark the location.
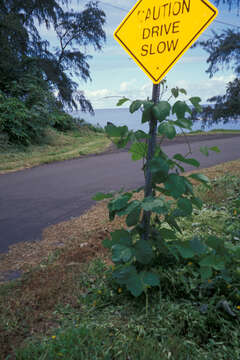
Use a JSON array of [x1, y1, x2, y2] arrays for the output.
[[142, 83, 161, 241]]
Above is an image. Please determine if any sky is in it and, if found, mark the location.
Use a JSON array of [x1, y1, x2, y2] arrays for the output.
[[40, 0, 240, 109]]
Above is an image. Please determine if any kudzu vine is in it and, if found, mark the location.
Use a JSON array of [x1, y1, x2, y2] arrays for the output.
[[93, 82, 222, 298]]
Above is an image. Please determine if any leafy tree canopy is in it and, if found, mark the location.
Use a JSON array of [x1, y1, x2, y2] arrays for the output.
[[0, 0, 106, 111], [199, 1, 240, 123]]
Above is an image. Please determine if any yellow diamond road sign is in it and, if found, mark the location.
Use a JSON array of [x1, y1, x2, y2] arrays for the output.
[[114, 0, 218, 84]]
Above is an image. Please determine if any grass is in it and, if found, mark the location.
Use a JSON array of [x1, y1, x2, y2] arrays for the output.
[[188, 128, 240, 135], [0, 126, 111, 174], [0, 159, 240, 359]]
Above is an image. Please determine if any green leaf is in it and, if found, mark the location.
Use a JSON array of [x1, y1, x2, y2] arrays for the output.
[[102, 238, 112, 249], [172, 101, 192, 119], [173, 153, 200, 167], [109, 194, 131, 212], [176, 242, 195, 259], [140, 271, 160, 287], [209, 146, 220, 153], [177, 197, 193, 216], [92, 192, 114, 201], [126, 273, 144, 297], [113, 265, 136, 284], [200, 146, 209, 156], [164, 174, 186, 199], [141, 197, 167, 214], [112, 244, 133, 263], [134, 239, 153, 264], [126, 206, 141, 227], [179, 88, 187, 95], [174, 118, 193, 130], [171, 87, 179, 98], [158, 228, 177, 240], [158, 122, 177, 139], [189, 97, 202, 112], [200, 266, 213, 280], [150, 157, 169, 178], [152, 101, 171, 122], [129, 100, 143, 113], [111, 230, 131, 246], [189, 173, 210, 186], [129, 142, 147, 161], [206, 236, 226, 256], [117, 97, 130, 106], [142, 102, 154, 123], [190, 236, 207, 255], [199, 254, 225, 271]]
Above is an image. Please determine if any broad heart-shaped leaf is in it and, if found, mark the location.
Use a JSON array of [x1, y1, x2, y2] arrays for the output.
[[189, 173, 210, 186], [189, 97, 202, 112], [190, 236, 207, 255], [199, 254, 225, 270], [174, 118, 193, 130], [113, 265, 144, 297], [134, 239, 153, 264], [117, 97, 130, 106], [112, 244, 133, 263], [150, 156, 169, 177], [179, 88, 187, 95], [113, 265, 136, 284], [142, 101, 154, 123], [164, 174, 186, 199], [105, 124, 128, 138], [205, 236, 226, 256], [177, 197, 193, 216], [183, 177, 194, 195], [108, 194, 131, 212], [171, 87, 179, 98], [158, 228, 177, 240], [141, 197, 167, 214], [126, 205, 141, 227], [158, 122, 177, 139], [92, 192, 114, 201], [172, 100, 192, 119], [111, 229, 132, 246], [129, 142, 147, 161], [129, 100, 143, 113], [173, 153, 200, 168], [200, 266, 213, 281], [176, 242, 195, 259], [152, 101, 171, 122], [140, 271, 160, 287]]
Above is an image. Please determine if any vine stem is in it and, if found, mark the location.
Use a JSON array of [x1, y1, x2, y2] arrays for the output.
[[141, 83, 160, 241]]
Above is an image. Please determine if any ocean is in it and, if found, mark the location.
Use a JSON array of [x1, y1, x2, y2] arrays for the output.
[[71, 108, 240, 133]]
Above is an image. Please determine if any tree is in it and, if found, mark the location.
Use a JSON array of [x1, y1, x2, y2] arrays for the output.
[[0, 0, 105, 111], [198, 1, 240, 123]]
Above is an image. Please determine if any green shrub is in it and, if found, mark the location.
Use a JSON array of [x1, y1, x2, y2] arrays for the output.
[[51, 112, 76, 132], [0, 92, 48, 145]]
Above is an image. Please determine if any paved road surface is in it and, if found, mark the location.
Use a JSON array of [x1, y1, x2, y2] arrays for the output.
[[0, 135, 239, 253]]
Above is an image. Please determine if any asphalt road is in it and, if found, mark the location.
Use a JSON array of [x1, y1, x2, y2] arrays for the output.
[[0, 135, 239, 253]]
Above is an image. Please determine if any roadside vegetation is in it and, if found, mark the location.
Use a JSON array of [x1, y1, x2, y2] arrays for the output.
[[0, 121, 110, 174], [0, 160, 240, 359]]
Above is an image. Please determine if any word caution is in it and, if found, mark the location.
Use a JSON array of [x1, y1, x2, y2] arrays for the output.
[[140, 0, 190, 56]]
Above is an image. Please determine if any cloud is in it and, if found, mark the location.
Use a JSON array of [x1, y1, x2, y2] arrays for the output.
[[172, 74, 235, 102]]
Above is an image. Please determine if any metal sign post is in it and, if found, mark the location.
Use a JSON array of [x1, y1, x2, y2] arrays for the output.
[[141, 83, 160, 239]]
